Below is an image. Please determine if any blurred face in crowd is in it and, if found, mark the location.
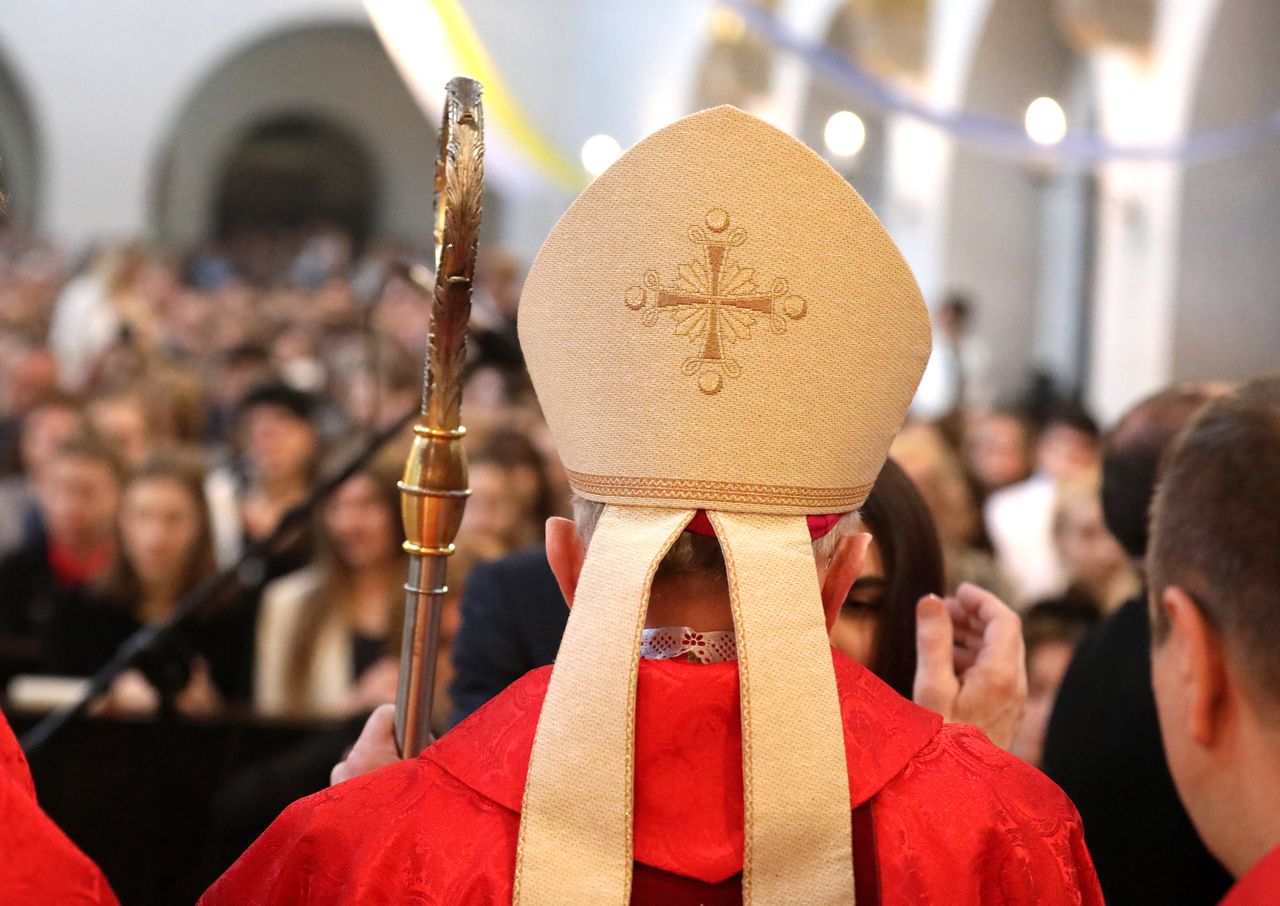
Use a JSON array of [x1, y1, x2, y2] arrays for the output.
[[461, 367, 509, 427], [344, 371, 419, 431], [324, 474, 398, 571], [2, 346, 59, 413], [20, 404, 81, 476], [242, 404, 316, 486], [1036, 424, 1098, 481], [458, 462, 520, 552], [121, 477, 203, 593], [966, 413, 1031, 492], [89, 397, 152, 468], [1055, 493, 1127, 594], [39, 454, 121, 550], [829, 538, 885, 665], [1011, 639, 1076, 766]]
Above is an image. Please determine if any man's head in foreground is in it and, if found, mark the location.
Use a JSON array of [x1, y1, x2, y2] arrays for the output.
[[1149, 374, 1280, 878]]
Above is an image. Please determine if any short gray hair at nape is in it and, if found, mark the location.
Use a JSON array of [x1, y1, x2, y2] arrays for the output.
[[570, 496, 862, 581]]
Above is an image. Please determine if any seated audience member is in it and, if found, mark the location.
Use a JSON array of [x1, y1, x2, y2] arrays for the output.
[[891, 422, 1008, 595], [1050, 471, 1139, 613], [475, 428, 559, 546], [204, 345, 275, 448], [1148, 375, 1280, 905], [446, 544, 565, 729], [87, 384, 154, 469], [334, 337, 421, 435], [0, 391, 84, 556], [44, 447, 225, 716], [254, 446, 406, 721], [964, 408, 1033, 494], [985, 404, 1100, 604], [0, 433, 122, 683], [1009, 598, 1100, 766], [0, 340, 60, 476], [469, 245, 525, 368], [830, 458, 945, 698], [205, 383, 318, 573], [455, 448, 523, 560], [1042, 383, 1232, 905]]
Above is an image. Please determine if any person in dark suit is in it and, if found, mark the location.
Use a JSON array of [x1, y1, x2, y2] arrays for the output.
[[1041, 383, 1233, 905], [446, 545, 565, 728]]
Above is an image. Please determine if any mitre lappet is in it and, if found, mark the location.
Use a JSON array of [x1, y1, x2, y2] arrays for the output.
[[517, 105, 932, 904]]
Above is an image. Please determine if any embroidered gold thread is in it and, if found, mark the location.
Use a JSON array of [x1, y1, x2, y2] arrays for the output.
[[566, 469, 871, 508], [625, 208, 807, 394]]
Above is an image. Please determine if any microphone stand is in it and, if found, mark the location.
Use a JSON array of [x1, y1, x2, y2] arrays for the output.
[[20, 405, 417, 756]]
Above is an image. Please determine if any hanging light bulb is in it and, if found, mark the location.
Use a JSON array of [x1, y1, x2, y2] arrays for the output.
[[1024, 97, 1067, 146], [823, 110, 866, 158], [581, 134, 622, 176]]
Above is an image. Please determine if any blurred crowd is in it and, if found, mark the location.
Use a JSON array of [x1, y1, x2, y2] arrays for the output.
[[0, 218, 1135, 764], [0, 221, 567, 733]]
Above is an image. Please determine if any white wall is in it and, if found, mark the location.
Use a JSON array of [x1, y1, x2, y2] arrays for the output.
[[0, 0, 710, 258], [1173, 0, 1280, 383]]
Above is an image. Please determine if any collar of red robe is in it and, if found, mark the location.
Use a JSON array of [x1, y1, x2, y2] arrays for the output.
[[424, 652, 941, 884], [684, 510, 843, 539]]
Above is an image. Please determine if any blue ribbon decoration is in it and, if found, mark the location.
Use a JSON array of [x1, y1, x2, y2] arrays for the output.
[[723, 0, 1280, 166]]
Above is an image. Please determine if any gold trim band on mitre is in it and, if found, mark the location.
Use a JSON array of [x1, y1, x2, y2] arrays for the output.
[[565, 469, 872, 510]]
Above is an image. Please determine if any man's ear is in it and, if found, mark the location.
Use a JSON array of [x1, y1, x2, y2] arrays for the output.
[[545, 516, 585, 610], [1161, 586, 1228, 746], [821, 532, 872, 632]]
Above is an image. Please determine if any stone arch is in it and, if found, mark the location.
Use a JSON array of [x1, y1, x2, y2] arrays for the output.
[[0, 45, 41, 226], [150, 21, 438, 250]]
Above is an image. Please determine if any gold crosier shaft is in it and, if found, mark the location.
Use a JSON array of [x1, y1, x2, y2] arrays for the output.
[[395, 77, 484, 758]]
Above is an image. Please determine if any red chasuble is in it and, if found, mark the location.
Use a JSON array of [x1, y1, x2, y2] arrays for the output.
[[0, 709, 119, 905], [1221, 845, 1280, 906], [202, 652, 1102, 905]]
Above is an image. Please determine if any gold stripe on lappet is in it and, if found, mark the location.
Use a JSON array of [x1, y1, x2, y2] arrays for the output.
[[709, 511, 856, 905], [513, 506, 695, 905]]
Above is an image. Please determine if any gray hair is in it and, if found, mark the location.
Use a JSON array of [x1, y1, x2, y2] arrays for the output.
[[571, 496, 861, 581]]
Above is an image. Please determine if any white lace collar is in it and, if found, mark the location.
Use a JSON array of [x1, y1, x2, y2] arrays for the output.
[[639, 627, 738, 664]]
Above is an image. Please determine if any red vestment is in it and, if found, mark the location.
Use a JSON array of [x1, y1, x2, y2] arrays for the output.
[[1220, 845, 1280, 906], [0, 709, 119, 905], [202, 652, 1102, 905]]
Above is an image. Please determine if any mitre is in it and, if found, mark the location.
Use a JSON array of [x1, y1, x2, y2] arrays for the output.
[[515, 105, 930, 905]]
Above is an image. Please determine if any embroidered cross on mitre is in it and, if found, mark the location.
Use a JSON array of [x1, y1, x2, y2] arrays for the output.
[[625, 208, 807, 394]]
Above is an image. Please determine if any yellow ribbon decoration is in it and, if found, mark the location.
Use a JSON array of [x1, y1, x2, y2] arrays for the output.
[[429, 0, 586, 191]]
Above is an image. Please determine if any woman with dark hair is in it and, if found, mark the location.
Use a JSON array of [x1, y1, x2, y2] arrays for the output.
[[45, 446, 224, 715], [829, 457, 946, 699], [253, 442, 406, 720]]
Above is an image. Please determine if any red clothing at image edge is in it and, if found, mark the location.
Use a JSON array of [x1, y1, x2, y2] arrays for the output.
[[201, 650, 1103, 905], [1220, 846, 1280, 906], [0, 708, 119, 905]]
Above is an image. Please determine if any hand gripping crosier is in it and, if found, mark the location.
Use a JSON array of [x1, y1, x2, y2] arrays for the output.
[[394, 77, 484, 759]]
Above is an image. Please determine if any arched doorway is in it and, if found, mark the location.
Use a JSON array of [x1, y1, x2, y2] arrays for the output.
[[943, 0, 1092, 401], [0, 48, 41, 226], [1174, 0, 1280, 381], [151, 22, 437, 251], [214, 115, 377, 246]]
